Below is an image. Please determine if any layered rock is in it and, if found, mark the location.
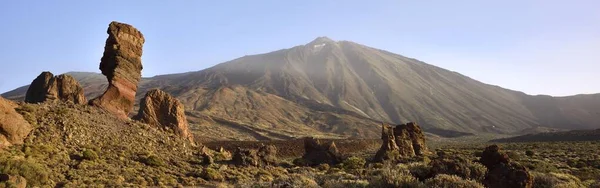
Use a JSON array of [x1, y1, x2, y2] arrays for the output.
[[478, 145, 533, 188], [373, 122, 428, 161], [231, 145, 278, 167], [25, 72, 86, 104], [301, 137, 342, 166], [89, 21, 145, 119], [134, 89, 194, 142], [0, 97, 33, 149]]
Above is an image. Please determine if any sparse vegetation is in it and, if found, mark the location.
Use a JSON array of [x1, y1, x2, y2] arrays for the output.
[[1, 101, 599, 187]]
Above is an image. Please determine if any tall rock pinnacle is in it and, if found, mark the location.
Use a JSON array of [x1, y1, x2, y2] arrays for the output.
[[89, 21, 145, 119]]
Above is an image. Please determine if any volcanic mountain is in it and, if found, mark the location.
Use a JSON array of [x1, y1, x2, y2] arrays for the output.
[[4, 37, 600, 140]]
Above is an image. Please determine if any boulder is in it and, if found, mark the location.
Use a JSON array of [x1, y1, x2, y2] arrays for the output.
[[478, 145, 533, 188], [0, 97, 33, 149], [231, 145, 278, 167], [134, 89, 194, 143], [25, 72, 86, 104], [89, 21, 145, 119], [373, 122, 428, 161], [301, 137, 342, 166]]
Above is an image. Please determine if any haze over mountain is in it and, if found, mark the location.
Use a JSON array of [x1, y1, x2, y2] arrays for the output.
[[4, 37, 600, 140]]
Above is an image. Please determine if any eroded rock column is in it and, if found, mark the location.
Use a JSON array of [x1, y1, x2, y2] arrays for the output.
[[89, 21, 145, 119]]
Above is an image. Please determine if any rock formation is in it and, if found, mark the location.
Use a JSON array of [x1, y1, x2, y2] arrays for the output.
[[478, 145, 533, 188], [0, 97, 33, 149], [231, 145, 278, 167], [89, 21, 145, 119], [24, 72, 86, 104], [301, 137, 342, 166], [134, 89, 194, 142], [373, 122, 428, 162]]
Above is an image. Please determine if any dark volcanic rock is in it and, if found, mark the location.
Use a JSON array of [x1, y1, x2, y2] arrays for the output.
[[479, 145, 533, 188], [231, 145, 277, 167], [301, 137, 342, 166], [0, 97, 32, 149], [134, 89, 194, 143], [373, 122, 428, 161], [25, 72, 86, 104], [89, 21, 145, 119]]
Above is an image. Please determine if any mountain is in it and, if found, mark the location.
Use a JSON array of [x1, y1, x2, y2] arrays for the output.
[[3, 37, 600, 140], [491, 129, 600, 142]]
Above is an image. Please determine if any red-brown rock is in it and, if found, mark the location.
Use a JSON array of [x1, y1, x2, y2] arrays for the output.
[[479, 145, 533, 188], [301, 137, 342, 166], [25, 72, 86, 104], [231, 145, 278, 167], [89, 21, 145, 119], [373, 122, 428, 162], [134, 89, 193, 143], [0, 97, 33, 149]]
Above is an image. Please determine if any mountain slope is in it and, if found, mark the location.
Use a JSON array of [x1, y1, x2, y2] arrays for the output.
[[3, 37, 600, 140]]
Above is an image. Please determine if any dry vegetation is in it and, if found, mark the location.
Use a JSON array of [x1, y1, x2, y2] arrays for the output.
[[1, 101, 600, 187]]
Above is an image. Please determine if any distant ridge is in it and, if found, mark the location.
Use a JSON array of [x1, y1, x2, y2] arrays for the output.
[[3, 37, 600, 140]]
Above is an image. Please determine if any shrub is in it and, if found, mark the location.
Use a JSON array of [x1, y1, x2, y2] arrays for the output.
[[425, 174, 484, 188], [468, 162, 487, 181], [202, 168, 224, 182], [525, 150, 535, 157], [406, 162, 431, 181], [532, 172, 584, 188], [368, 167, 425, 188], [293, 158, 310, 167], [139, 154, 164, 167], [82, 149, 98, 161], [272, 174, 319, 188], [0, 157, 49, 186], [343, 156, 366, 170], [318, 163, 331, 171], [322, 179, 369, 188]]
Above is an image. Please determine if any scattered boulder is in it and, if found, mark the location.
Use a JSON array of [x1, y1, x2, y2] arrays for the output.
[[478, 145, 533, 188], [231, 145, 278, 167], [24, 72, 85, 104], [134, 89, 194, 143], [0, 97, 33, 149], [89, 21, 145, 119], [373, 122, 428, 162], [0, 174, 27, 188], [301, 137, 342, 166]]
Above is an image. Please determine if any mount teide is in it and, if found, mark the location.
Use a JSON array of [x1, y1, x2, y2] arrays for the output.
[[4, 37, 600, 140]]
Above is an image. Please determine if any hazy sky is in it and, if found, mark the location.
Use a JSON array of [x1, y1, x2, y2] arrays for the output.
[[1, 1, 598, 96]]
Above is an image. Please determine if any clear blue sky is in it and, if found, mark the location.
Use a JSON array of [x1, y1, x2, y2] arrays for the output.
[[1, 1, 598, 96]]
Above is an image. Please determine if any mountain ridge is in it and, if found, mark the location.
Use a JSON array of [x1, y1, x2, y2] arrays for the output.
[[3, 37, 600, 140]]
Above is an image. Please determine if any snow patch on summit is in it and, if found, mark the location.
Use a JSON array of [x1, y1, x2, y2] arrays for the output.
[[313, 43, 326, 52]]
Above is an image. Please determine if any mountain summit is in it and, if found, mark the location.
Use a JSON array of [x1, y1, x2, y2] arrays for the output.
[[3, 38, 600, 140]]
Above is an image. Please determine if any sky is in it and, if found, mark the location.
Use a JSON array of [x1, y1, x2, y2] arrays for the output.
[[0, 1, 598, 96]]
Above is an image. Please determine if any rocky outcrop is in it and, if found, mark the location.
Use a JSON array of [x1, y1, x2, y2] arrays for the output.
[[24, 72, 54, 103], [373, 122, 428, 162], [89, 21, 145, 119], [301, 137, 342, 166], [0, 97, 33, 149], [24, 72, 85, 104], [231, 145, 277, 167], [478, 145, 533, 188], [134, 89, 194, 142]]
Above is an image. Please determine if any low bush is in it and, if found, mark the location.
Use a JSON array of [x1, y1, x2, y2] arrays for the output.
[[425, 174, 484, 188]]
